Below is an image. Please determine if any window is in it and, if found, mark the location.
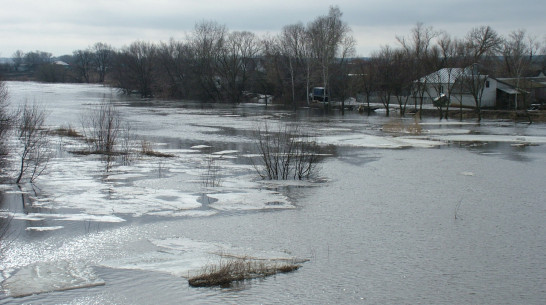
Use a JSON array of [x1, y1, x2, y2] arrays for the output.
[[485, 81, 490, 88]]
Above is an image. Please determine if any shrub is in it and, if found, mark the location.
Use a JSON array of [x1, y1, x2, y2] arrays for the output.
[[81, 101, 121, 154], [253, 122, 321, 180]]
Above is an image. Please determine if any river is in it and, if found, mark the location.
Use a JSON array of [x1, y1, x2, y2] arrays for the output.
[[1, 82, 546, 304]]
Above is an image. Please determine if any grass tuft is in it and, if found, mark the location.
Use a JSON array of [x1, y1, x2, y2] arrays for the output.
[[51, 126, 82, 138], [188, 258, 300, 288], [140, 140, 175, 158]]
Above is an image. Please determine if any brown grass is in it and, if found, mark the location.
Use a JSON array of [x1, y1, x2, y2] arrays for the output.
[[382, 117, 422, 135], [51, 126, 82, 138], [140, 140, 175, 158], [188, 258, 300, 288]]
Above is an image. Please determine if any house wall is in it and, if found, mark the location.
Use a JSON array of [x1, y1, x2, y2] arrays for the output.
[[447, 77, 497, 108], [481, 78, 497, 108]]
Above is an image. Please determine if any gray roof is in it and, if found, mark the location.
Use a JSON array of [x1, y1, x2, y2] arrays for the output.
[[418, 68, 465, 84]]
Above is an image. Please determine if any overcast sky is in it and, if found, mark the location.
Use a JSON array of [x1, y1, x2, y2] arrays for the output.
[[1, 0, 544, 58]]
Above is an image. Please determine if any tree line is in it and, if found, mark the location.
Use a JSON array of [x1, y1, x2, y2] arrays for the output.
[[1, 7, 545, 114], [1, 7, 354, 107]]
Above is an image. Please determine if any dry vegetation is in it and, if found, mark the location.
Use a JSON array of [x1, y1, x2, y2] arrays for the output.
[[50, 126, 82, 138], [139, 140, 174, 158], [200, 154, 222, 188], [188, 258, 301, 288], [382, 116, 422, 135]]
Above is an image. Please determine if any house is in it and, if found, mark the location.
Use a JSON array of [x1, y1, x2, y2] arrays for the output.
[[417, 67, 498, 108], [418, 65, 546, 109]]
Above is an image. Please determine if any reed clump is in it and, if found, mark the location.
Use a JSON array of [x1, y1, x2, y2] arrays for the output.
[[188, 258, 300, 287]]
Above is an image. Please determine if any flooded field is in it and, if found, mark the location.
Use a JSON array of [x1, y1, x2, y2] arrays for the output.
[[1, 82, 546, 304]]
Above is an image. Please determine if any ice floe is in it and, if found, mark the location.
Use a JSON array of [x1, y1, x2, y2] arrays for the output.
[[316, 134, 445, 149], [191, 145, 212, 149], [25, 226, 64, 231], [208, 189, 292, 211], [2, 261, 105, 298], [102, 236, 303, 278], [426, 134, 546, 144], [2, 212, 125, 223]]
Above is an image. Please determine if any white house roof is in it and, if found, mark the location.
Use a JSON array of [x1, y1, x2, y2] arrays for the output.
[[418, 68, 465, 84]]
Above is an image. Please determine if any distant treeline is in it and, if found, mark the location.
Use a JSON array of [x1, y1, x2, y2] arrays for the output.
[[1, 6, 545, 109]]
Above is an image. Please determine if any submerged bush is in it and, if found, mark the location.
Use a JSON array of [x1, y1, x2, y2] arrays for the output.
[[253, 122, 321, 180], [81, 101, 122, 154]]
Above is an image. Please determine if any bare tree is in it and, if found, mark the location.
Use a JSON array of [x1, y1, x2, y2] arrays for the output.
[[189, 21, 227, 101], [12, 50, 25, 72], [0, 80, 11, 178], [390, 48, 414, 117], [280, 23, 311, 107], [435, 33, 466, 119], [333, 34, 356, 115], [354, 59, 377, 115], [73, 49, 94, 83], [15, 103, 50, 184], [460, 64, 489, 121], [463, 26, 503, 120], [92, 42, 113, 83], [156, 39, 192, 98], [397, 22, 440, 118], [502, 30, 540, 109], [307, 6, 353, 104], [371, 46, 397, 116], [81, 101, 121, 154], [112, 41, 157, 97], [24, 50, 52, 71], [465, 26, 503, 62], [260, 36, 288, 105], [217, 31, 261, 103], [397, 22, 438, 62]]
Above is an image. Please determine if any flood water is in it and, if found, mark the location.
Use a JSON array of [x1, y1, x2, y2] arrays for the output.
[[1, 82, 546, 304]]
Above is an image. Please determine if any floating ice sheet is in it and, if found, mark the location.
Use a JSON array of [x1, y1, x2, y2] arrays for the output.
[[316, 134, 445, 149], [3, 212, 126, 223], [427, 134, 546, 144], [102, 236, 302, 278], [25, 226, 64, 231], [191, 145, 212, 149], [208, 190, 292, 211], [2, 261, 105, 298]]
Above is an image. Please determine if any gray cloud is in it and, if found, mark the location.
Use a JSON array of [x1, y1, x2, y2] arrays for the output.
[[0, 0, 544, 57]]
